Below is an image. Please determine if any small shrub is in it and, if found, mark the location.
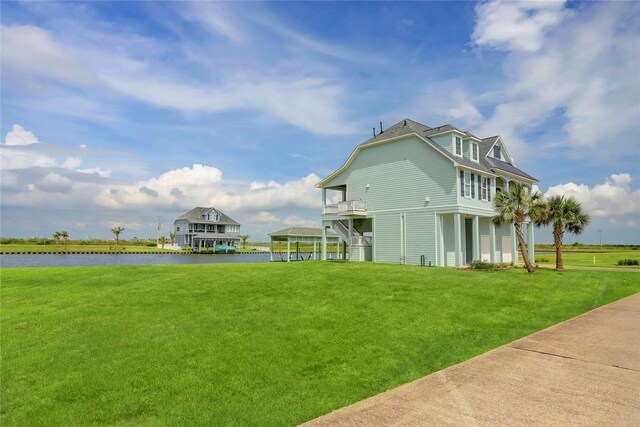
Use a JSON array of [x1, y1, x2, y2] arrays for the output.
[[617, 258, 639, 266], [468, 261, 497, 271], [146, 242, 156, 247], [535, 257, 550, 263]]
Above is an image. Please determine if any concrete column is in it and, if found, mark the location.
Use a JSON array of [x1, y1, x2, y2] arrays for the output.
[[438, 214, 445, 266], [528, 222, 535, 263], [348, 218, 353, 261], [287, 238, 291, 262], [489, 222, 496, 263], [453, 213, 462, 267], [321, 226, 327, 260], [511, 224, 518, 264], [321, 188, 327, 213], [472, 216, 480, 262]]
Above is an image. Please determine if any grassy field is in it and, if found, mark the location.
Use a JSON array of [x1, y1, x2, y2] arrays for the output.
[[2, 263, 639, 426], [534, 250, 640, 269]]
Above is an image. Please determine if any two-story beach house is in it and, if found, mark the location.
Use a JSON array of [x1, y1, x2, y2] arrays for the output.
[[173, 207, 241, 251], [317, 118, 537, 267]]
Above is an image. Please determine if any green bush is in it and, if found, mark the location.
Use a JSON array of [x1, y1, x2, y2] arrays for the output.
[[535, 257, 550, 263], [146, 242, 156, 247], [468, 261, 496, 271], [617, 258, 639, 266]]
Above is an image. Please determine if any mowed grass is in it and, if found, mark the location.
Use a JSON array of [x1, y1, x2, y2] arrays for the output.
[[536, 250, 640, 268], [2, 263, 639, 426]]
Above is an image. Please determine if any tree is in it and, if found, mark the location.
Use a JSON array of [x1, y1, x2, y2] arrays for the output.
[[158, 236, 168, 249], [60, 231, 69, 250], [169, 232, 176, 245], [240, 235, 250, 249], [111, 227, 125, 246], [492, 182, 547, 274], [537, 195, 590, 271], [53, 231, 61, 245]]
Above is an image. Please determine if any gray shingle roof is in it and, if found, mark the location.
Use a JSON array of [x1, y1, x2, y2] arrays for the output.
[[268, 227, 337, 238], [175, 207, 240, 225]]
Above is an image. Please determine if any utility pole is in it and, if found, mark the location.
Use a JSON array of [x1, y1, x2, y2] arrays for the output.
[[598, 230, 602, 250], [157, 216, 162, 244]]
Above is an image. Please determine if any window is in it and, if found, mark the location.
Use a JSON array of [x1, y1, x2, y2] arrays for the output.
[[472, 143, 479, 161], [464, 172, 471, 198], [177, 225, 181, 232], [455, 137, 462, 156], [471, 174, 475, 198], [481, 177, 487, 200], [460, 170, 464, 197], [488, 178, 492, 201], [493, 145, 501, 159]]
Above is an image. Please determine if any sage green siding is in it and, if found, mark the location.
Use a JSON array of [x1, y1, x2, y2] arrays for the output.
[[457, 170, 497, 210], [430, 133, 453, 154], [374, 213, 401, 263], [405, 210, 436, 265], [324, 136, 457, 211]]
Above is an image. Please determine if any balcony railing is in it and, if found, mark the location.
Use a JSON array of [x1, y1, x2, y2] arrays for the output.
[[323, 200, 367, 215]]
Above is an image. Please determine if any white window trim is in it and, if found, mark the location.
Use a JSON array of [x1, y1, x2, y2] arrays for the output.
[[481, 176, 488, 201], [464, 172, 472, 199], [454, 136, 463, 157], [471, 143, 479, 162]]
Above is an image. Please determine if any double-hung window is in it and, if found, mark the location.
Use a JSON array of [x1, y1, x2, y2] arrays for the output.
[[472, 143, 479, 161], [464, 172, 471, 198], [455, 137, 462, 156], [481, 177, 488, 200], [493, 145, 501, 159]]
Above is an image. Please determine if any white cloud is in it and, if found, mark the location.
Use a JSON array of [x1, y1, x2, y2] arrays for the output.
[[77, 167, 111, 178], [283, 215, 319, 228], [470, 2, 640, 162], [39, 172, 73, 193], [251, 211, 279, 222], [0, 24, 97, 87], [182, 2, 245, 43], [61, 156, 83, 169], [545, 173, 640, 217], [472, 0, 570, 52], [3, 124, 40, 145]]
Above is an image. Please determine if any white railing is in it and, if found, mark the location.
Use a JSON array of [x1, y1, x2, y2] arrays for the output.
[[324, 200, 367, 215], [351, 235, 372, 247]]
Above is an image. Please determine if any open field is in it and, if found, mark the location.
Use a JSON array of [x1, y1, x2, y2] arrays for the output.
[[2, 263, 639, 426], [534, 250, 640, 269]]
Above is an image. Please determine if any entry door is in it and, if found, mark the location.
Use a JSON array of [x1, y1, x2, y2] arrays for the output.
[[464, 219, 473, 263]]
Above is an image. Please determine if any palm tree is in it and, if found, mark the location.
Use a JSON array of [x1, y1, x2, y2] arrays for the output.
[[537, 195, 590, 270], [111, 227, 125, 246], [53, 231, 61, 245], [158, 236, 168, 249], [492, 182, 547, 274], [169, 232, 176, 245], [60, 231, 69, 250], [240, 234, 250, 249]]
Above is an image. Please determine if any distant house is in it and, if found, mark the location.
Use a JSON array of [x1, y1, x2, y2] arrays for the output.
[[317, 118, 537, 267], [174, 207, 241, 251]]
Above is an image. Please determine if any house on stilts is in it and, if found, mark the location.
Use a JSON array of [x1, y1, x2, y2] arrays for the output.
[[317, 118, 538, 267]]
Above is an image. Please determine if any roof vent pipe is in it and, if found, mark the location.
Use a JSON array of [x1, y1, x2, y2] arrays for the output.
[[373, 127, 376, 138], [380, 121, 383, 134]]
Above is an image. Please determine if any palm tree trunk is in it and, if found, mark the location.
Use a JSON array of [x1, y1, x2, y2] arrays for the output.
[[554, 225, 564, 270], [515, 222, 535, 273]]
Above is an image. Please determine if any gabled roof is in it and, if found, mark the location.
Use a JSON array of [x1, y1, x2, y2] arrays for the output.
[[268, 227, 338, 238], [318, 118, 537, 187], [175, 207, 240, 225]]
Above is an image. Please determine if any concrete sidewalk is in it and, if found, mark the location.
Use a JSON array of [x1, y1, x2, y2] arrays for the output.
[[303, 293, 640, 426]]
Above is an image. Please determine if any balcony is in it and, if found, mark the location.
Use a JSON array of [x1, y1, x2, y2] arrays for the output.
[[323, 200, 367, 216]]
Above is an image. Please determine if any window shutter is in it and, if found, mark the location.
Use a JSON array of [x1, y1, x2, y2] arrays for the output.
[[460, 170, 464, 197], [478, 175, 482, 199], [471, 174, 475, 198], [488, 179, 492, 201]]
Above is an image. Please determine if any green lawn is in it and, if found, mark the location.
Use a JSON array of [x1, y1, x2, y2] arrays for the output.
[[2, 263, 639, 426], [534, 250, 640, 269]]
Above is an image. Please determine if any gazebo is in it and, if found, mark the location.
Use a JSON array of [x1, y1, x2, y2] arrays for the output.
[[268, 227, 339, 262]]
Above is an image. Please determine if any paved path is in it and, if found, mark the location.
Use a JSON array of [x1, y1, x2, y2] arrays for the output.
[[303, 293, 640, 426]]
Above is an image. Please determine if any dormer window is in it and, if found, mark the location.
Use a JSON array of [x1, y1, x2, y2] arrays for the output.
[[471, 143, 479, 161], [455, 137, 462, 156], [493, 145, 501, 159]]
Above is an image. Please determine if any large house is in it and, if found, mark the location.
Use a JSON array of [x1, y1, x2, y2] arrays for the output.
[[317, 118, 537, 267], [174, 207, 241, 251]]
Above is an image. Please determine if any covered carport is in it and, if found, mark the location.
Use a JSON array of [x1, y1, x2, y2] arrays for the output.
[[268, 227, 339, 262]]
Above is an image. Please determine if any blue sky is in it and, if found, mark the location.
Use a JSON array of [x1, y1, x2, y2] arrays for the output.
[[1, 1, 639, 244]]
